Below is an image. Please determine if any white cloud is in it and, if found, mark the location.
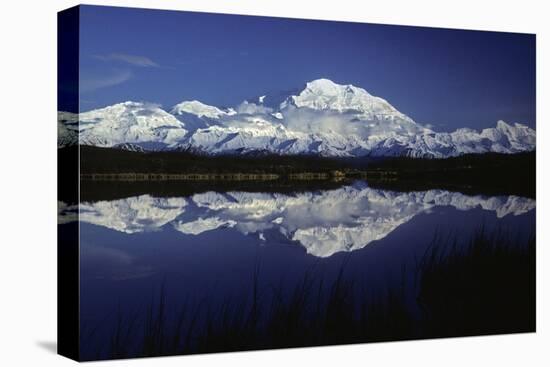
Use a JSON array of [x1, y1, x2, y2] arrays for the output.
[[235, 100, 273, 115], [80, 70, 133, 93], [94, 53, 159, 67], [282, 106, 366, 137]]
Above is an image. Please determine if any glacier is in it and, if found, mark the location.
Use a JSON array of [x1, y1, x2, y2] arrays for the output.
[[58, 78, 536, 158]]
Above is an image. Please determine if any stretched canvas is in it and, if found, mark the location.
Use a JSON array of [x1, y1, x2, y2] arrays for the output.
[[58, 5, 536, 361]]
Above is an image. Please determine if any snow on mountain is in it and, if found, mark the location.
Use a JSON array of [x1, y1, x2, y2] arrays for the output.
[[59, 184, 536, 257], [112, 143, 147, 152], [171, 100, 236, 119], [282, 78, 417, 125], [366, 120, 537, 158], [58, 111, 79, 148], [169, 100, 237, 134], [57, 79, 536, 157], [77, 101, 188, 148], [180, 115, 313, 155]]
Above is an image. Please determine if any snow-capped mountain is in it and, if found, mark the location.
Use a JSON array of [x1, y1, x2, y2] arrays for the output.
[[58, 78, 536, 158], [282, 78, 419, 128], [171, 100, 236, 119], [77, 101, 188, 149], [59, 183, 536, 257], [169, 100, 236, 135], [57, 111, 79, 148]]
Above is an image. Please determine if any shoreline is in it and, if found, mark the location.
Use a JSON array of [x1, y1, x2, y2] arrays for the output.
[[80, 171, 359, 181]]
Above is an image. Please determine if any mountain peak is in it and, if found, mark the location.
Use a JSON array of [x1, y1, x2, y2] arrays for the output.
[[76, 100, 187, 148], [112, 101, 159, 109], [285, 79, 416, 129], [304, 78, 349, 93], [119, 100, 144, 107], [496, 120, 513, 130], [171, 100, 235, 119]]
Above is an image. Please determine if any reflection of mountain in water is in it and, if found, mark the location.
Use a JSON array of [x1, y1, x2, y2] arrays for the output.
[[83, 196, 188, 234], [59, 183, 535, 257]]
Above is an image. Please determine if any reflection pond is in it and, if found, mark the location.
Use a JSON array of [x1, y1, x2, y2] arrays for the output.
[[58, 181, 536, 360]]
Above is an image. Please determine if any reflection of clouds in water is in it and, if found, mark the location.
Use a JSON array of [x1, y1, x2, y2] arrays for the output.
[[82, 245, 133, 265], [59, 184, 535, 257]]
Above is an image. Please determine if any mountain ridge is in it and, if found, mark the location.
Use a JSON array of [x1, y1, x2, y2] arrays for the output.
[[58, 78, 536, 158]]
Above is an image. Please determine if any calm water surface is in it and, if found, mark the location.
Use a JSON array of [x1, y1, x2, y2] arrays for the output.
[[58, 181, 535, 359]]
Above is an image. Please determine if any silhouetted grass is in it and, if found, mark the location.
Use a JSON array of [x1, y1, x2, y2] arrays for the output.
[[81, 227, 535, 361], [416, 228, 535, 337]]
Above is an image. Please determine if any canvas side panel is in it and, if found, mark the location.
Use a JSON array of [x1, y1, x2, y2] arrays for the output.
[[57, 5, 80, 362]]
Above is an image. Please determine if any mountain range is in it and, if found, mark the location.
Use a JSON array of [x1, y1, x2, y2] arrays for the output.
[[58, 78, 536, 158]]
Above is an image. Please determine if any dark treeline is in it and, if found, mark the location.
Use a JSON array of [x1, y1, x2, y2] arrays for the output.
[[58, 145, 79, 205], [363, 150, 535, 171], [366, 151, 535, 198], [79, 179, 349, 203], [58, 146, 536, 201], [81, 228, 535, 361], [74, 146, 535, 175], [77, 146, 344, 174]]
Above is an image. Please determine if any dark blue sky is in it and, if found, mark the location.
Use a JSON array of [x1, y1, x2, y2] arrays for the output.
[[77, 5, 535, 131]]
